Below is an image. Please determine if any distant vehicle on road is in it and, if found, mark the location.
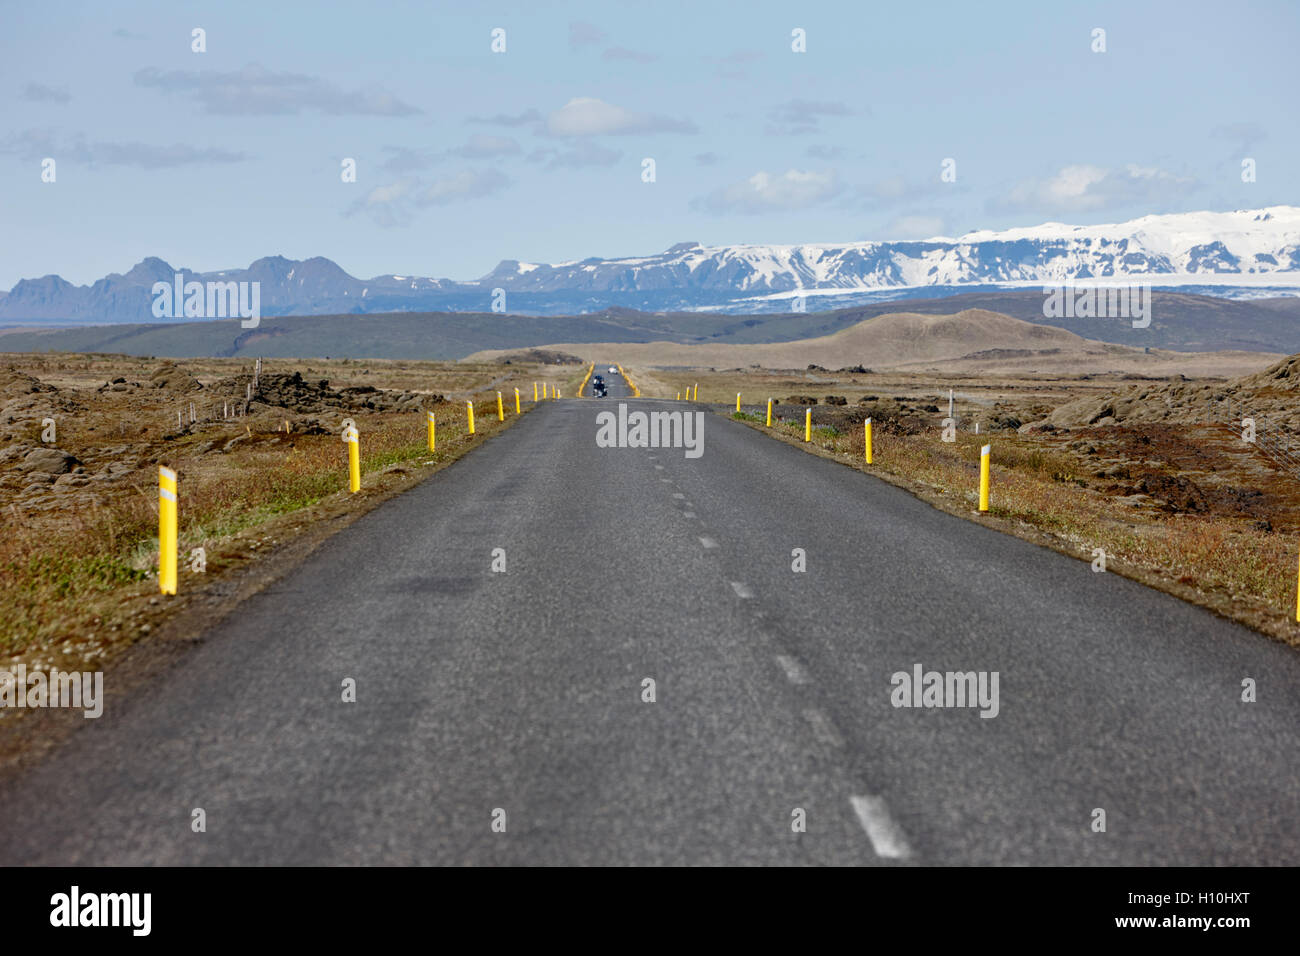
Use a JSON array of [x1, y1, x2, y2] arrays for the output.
[[608, 366, 618, 374], [591, 374, 607, 397]]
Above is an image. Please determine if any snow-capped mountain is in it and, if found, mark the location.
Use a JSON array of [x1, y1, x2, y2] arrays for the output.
[[3, 207, 1298, 324], [481, 207, 1300, 301]]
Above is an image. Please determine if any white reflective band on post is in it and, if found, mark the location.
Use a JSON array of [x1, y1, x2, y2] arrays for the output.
[[160, 467, 177, 481], [981, 445, 991, 455], [159, 488, 177, 502]]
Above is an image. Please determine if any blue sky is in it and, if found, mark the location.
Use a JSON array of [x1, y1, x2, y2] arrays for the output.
[[2, 0, 1296, 287]]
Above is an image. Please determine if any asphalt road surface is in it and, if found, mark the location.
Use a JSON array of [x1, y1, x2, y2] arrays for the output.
[[2, 366, 1297, 865]]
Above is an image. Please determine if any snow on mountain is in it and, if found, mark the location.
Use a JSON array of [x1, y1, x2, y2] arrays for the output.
[[2, 207, 1297, 324], [483, 206, 1300, 299]]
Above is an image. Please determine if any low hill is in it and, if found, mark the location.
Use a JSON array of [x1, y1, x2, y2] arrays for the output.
[[466, 309, 1281, 379]]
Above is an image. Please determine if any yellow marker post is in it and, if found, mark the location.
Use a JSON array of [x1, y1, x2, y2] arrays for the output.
[[497, 391, 505, 421], [158, 466, 177, 595], [978, 444, 991, 511], [804, 408, 812, 442], [676, 392, 681, 401], [766, 398, 773, 427], [736, 393, 742, 412], [615, 364, 638, 397], [345, 425, 360, 493], [1295, 548, 1300, 623], [467, 400, 475, 434], [533, 382, 538, 402], [427, 411, 436, 452], [515, 387, 521, 414], [865, 418, 873, 464], [693, 383, 699, 401]]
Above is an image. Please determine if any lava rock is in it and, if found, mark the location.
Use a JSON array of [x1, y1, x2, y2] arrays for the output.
[[16, 446, 79, 475]]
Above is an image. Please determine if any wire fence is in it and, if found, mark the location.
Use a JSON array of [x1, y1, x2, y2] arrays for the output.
[[1209, 397, 1300, 483]]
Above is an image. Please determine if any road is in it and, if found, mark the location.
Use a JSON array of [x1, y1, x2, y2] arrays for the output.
[[1, 366, 1297, 865]]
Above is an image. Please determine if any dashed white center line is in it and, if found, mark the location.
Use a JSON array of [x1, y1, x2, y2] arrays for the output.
[[802, 707, 843, 747], [654, 464, 664, 470], [672, 493, 685, 499], [699, 536, 719, 549], [660, 478, 673, 483], [729, 581, 754, 599], [683, 511, 696, 518], [775, 655, 810, 684], [850, 795, 913, 860]]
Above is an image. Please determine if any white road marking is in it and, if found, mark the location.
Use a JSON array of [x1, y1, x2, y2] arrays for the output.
[[660, 478, 673, 483], [683, 511, 696, 518], [775, 655, 810, 684], [850, 795, 913, 860], [672, 493, 685, 499], [654, 464, 664, 470], [699, 536, 719, 549], [802, 707, 843, 747], [729, 581, 754, 599]]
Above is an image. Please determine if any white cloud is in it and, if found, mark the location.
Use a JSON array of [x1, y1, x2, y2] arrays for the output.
[[693, 169, 842, 214], [23, 83, 71, 104], [366, 181, 412, 205], [568, 21, 606, 49], [0, 128, 246, 167], [134, 64, 420, 116], [467, 108, 541, 128], [529, 140, 623, 169], [345, 178, 418, 227], [545, 97, 696, 136], [417, 168, 510, 205], [991, 164, 1197, 214], [766, 99, 856, 135], [448, 134, 521, 159], [345, 169, 509, 227], [380, 146, 441, 173]]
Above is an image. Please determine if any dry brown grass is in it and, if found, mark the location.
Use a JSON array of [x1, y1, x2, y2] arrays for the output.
[[0, 353, 589, 675]]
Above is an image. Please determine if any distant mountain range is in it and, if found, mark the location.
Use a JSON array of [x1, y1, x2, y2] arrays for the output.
[[3, 207, 1299, 326]]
